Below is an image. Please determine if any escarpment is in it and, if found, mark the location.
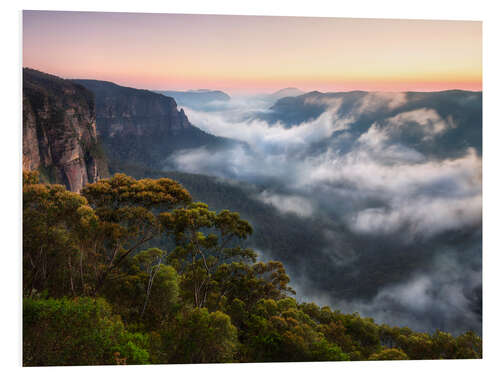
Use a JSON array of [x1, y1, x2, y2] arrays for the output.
[[73, 79, 234, 170], [23, 68, 108, 192]]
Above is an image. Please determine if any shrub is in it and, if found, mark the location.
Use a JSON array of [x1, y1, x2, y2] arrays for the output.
[[23, 297, 150, 366]]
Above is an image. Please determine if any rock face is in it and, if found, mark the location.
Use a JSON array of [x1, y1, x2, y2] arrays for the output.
[[23, 68, 108, 192], [73, 79, 232, 170]]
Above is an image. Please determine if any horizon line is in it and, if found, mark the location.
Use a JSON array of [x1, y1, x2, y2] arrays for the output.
[[23, 66, 483, 96]]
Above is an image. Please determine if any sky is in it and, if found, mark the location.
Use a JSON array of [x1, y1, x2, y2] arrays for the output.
[[23, 11, 482, 94]]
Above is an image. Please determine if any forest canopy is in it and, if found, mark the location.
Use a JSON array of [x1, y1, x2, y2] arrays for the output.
[[22, 170, 482, 365]]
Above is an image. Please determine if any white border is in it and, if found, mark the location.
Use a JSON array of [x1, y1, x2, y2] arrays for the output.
[[2, 1, 499, 374]]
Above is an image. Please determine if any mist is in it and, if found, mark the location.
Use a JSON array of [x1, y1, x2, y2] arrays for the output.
[[165, 91, 482, 335]]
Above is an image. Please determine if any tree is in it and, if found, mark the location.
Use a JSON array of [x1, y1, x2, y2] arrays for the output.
[[431, 330, 459, 359], [209, 260, 295, 313], [162, 202, 256, 308], [23, 170, 40, 185], [369, 348, 409, 360], [240, 298, 348, 362], [23, 297, 150, 366], [456, 330, 482, 359], [159, 307, 238, 363], [341, 313, 381, 359], [101, 248, 179, 330], [21, 171, 483, 364], [404, 332, 434, 359], [23, 176, 98, 297], [81, 173, 191, 294], [134, 248, 167, 318]]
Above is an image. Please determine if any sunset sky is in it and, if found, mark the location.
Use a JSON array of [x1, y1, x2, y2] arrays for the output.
[[23, 11, 482, 94]]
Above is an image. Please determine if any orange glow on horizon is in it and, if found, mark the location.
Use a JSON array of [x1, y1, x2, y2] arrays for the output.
[[23, 11, 482, 95], [54, 70, 481, 95]]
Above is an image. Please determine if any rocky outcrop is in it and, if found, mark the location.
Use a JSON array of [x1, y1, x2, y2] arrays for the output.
[[73, 79, 233, 170], [23, 68, 108, 192]]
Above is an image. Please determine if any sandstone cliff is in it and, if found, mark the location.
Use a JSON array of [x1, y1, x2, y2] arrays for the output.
[[23, 68, 108, 192], [73, 79, 233, 171]]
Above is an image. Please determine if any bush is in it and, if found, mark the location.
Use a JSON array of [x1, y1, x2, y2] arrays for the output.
[[369, 348, 409, 361], [159, 307, 238, 363], [23, 297, 150, 366]]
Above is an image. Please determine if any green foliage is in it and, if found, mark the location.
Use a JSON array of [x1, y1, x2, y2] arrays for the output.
[[210, 260, 295, 315], [23, 180, 98, 297], [159, 307, 238, 363], [23, 297, 150, 366], [82, 173, 191, 211], [342, 314, 381, 359], [239, 298, 348, 362], [374, 325, 483, 360], [456, 331, 482, 359], [21, 173, 482, 365], [102, 248, 179, 330], [369, 348, 409, 360], [36, 165, 59, 184], [23, 170, 39, 185], [162, 202, 258, 308], [78, 173, 191, 294]]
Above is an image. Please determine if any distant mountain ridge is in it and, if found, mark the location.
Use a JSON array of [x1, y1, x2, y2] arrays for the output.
[[23, 68, 109, 191], [256, 89, 482, 159], [267, 87, 305, 101], [21, 69, 482, 336], [73, 79, 235, 170], [268, 89, 481, 125], [157, 89, 230, 109]]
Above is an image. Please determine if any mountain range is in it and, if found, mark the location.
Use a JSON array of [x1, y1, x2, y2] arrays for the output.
[[22, 68, 482, 335], [156, 89, 231, 109], [267, 87, 305, 101], [72, 79, 236, 172]]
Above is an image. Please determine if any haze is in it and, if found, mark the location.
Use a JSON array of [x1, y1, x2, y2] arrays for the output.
[[23, 11, 482, 94]]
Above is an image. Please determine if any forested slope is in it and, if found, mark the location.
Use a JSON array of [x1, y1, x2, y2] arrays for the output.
[[73, 79, 237, 170], [22, 170, 482, 365]]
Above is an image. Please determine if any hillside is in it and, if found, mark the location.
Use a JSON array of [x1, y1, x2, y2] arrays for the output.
[[157, 89, 231, 109], [73, 79, 236, 170], [108, 162, 482, 319], [23, 170, 482, 365], [267, 87, 305, 101], [257, 90, 482, 159]]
